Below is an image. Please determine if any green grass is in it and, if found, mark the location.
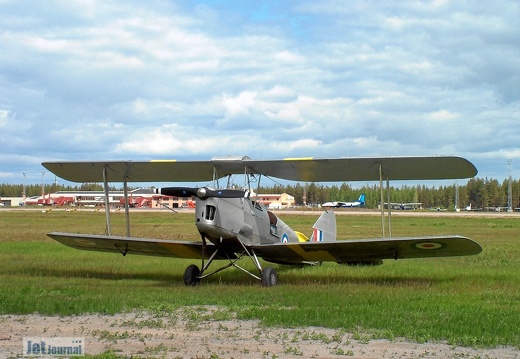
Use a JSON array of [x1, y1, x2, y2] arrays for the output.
[[1, 209, 519, 348]]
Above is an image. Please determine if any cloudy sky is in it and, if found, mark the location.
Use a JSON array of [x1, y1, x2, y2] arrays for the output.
[[1, 0, 519, 186]]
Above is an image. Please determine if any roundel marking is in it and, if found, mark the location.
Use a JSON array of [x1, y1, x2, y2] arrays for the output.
[[414, 241, 444, 250], [74, 238, 97, 246], [282, 233, 289, 243]]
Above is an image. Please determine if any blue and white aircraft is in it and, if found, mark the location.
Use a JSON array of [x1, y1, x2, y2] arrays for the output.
[[322, 194, 365, 208]]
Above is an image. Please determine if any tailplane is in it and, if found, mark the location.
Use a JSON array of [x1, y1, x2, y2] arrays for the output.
[[310, 211, 336, 242], [359, 194, 366, 205]]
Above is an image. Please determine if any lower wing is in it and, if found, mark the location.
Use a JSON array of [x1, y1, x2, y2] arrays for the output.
[[47, 232, 235, 259], [251, 235, 482, 264], [48, 232, 481, 265]]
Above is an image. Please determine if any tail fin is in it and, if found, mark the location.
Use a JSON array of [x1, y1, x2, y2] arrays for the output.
[[359, 194, 365, 205], [310, 211, 336, 242]]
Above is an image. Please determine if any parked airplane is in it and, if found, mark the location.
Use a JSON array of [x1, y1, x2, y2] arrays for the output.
[[322, 194, 365, 208], [485, 206, 510, 212], [42, 156, 482, 286], [385, 201, 422, 210], [464, 203, 479, 211]]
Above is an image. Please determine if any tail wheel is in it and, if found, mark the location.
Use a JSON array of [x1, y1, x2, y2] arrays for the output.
[[183, 264, 201, 286], [261, 266, 277, 287]]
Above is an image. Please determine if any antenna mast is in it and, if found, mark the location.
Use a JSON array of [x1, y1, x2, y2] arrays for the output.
[[507, 159, 513, 212], [454, 180, 459, 212]]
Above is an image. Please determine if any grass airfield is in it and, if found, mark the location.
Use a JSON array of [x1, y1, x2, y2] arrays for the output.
[[1, 208, 519, 350]]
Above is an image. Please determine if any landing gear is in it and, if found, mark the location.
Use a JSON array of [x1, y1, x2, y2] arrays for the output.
[[182, 237, 279, 286], [183, 264, 201, 286], [183, 262, 278, 286], [261, 266, 277, 287]]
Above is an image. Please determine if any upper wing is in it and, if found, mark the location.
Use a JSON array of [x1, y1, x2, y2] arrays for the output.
[[250, 156, 477, 182], [42, 155, 477, 183], [47, 232, 235, 259], [250, 235, 482, 264], [42, 160, 218, 183]]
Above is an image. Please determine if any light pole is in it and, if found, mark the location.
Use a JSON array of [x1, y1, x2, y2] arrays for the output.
[[23, 172, 26, 204], [507, 159, 512, 212], [41, 170, 45, 198]]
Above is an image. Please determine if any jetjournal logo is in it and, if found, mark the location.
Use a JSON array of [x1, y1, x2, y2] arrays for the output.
[[23, 337, 84, 356]]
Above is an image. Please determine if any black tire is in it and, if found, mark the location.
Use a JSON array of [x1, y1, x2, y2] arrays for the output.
[[261, 266, 277, 287], [183, 264, 201, 286]]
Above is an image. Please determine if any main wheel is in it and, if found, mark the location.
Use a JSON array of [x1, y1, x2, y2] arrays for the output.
[[261, 266, 277, 287], [183, 264, 201, 286]]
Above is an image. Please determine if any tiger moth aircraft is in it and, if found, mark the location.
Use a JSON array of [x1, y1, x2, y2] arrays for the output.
[[42, 156, 482, 286]]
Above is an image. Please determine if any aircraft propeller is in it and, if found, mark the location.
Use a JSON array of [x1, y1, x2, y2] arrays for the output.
[[155, 186, 247, 199]]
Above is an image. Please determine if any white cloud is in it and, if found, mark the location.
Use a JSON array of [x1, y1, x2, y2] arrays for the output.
[[0, 109, 10, 126], [1, 0, 520, 183], [115, 134, 226, 156], [222, 91, 258, 118], [426, 110, 458, 121]]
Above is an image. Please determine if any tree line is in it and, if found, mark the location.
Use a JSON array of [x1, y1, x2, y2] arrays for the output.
[[258, 177, 520, 210], [1, 177, 519, 210], [0, 183, 105, 198]]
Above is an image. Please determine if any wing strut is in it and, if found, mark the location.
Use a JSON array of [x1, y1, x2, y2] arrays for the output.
[[378, 163, 392, 238], [212, 165, 219, 188], [123, 177, 131, 237], [387, 176, 392, 238], [379, 163, 385, 238], [103, 166, 112, 235], [102, 165, 131, 237]]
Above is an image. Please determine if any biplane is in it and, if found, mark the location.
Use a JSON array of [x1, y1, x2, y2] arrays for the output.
[[42, 155, 482, 286]]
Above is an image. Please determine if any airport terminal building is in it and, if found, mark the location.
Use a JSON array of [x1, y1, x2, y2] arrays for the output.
[[18, 189, 295, 210]]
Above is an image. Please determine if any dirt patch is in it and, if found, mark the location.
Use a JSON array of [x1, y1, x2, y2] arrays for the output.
[[0, 308, 518, 358]]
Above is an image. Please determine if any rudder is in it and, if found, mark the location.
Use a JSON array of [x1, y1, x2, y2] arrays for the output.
[[310, 211, 336, 242]]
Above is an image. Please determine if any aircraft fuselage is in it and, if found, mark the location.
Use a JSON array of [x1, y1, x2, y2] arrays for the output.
[[195, 197, 299, 247]]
